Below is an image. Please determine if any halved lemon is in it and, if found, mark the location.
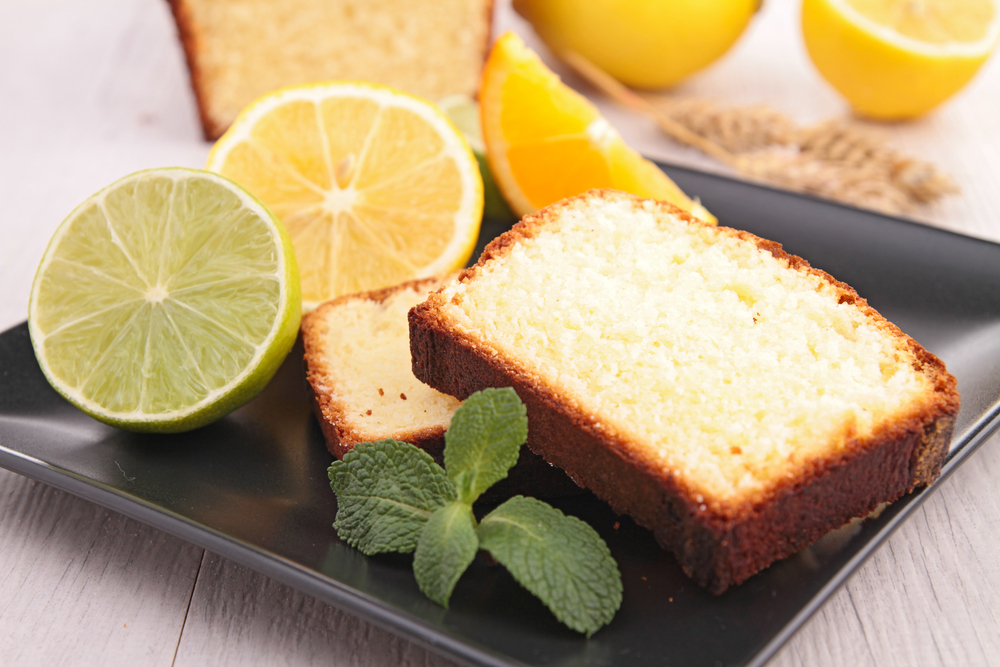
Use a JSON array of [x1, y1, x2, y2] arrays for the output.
[[206, 81, 484, 308], [480, 32, 715, 224], [28, 168, 301, 433], [803, 0, 1000, 119]]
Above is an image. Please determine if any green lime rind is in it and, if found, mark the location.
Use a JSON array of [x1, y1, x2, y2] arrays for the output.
[[439, 95, 517, 222], [476, 151, 517, 221], [27, 167, 301, 433]]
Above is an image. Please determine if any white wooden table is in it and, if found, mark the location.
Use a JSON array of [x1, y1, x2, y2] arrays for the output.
[[2, 1, 999, 664]]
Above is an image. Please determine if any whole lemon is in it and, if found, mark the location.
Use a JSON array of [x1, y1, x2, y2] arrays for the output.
[[802, 0, 1000, 119], [513, 0, 760, 89]]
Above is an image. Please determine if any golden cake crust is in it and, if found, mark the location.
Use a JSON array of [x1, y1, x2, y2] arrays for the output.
[[165, 0, 220, 140], [409, 189, 960, 592]]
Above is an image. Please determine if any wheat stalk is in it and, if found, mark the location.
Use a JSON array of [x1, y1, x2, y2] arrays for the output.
[[559, 50, 958, 216]]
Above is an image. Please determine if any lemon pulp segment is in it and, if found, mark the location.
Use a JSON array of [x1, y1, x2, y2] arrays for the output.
[[207, 82, 483, 307]]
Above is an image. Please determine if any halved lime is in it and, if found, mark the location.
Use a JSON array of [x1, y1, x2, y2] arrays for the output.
[[28, 168, 301, 433]]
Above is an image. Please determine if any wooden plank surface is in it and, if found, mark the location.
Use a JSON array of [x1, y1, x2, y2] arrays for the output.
[[1, 1, 999, 665], [174, 553, 453, 667], [0, 468, 203, 664]]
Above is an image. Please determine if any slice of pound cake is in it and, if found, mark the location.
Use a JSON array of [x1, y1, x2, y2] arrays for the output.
[[167, 0, 493, 139], [409, 189, 960, 593], [302, 276, 578, 500]]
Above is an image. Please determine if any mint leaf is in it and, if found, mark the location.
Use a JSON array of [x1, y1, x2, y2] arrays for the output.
[[478, 496, 622, 636], [444, 387, 527, 504], [329, 440, 456, 555], [326, 391, 624, 636], [413, 501, 479, 607]]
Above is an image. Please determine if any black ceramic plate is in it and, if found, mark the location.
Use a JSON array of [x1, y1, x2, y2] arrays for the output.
[[3, 163, 1000, 667]]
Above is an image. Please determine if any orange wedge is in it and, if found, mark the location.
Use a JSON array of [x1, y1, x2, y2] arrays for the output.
[[480, 32, 715, 224]]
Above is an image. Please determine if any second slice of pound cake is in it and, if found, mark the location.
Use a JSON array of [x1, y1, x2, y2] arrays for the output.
[[302, 276, 579, 500], [409, 189, 960, 593], [167, 0, 493, 139]]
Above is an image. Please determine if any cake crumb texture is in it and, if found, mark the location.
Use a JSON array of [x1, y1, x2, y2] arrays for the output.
[[409, 189, 959, 592], [437, 195, 934, 503], [303, 277, 460, 455]]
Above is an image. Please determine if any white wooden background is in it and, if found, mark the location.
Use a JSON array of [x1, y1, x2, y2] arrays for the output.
[[2, 0, 1000, 664]]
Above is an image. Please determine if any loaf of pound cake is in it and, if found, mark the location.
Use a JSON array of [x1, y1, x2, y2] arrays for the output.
[[301, 276, 579, 500], [409, 189, 960, 593], [166, 0, 493, 139]]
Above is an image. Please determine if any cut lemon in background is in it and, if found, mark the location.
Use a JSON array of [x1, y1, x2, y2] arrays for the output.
[[206, 81, 484, 308], [802, 0, 1000, 119], [28, 168, 301, 433], [480, 32, 716, 224]]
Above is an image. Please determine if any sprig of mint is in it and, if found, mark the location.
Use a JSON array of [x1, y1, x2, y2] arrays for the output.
[[328, 387, 622, 636]]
